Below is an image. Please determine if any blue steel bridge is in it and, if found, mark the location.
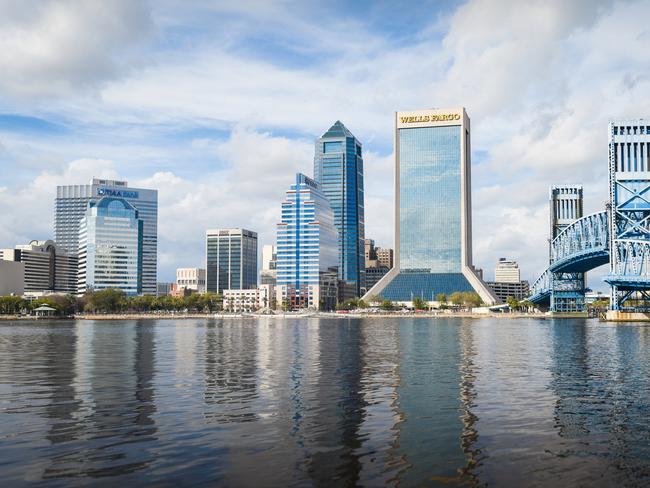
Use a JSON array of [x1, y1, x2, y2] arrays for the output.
[[528, 119, 650, 312]]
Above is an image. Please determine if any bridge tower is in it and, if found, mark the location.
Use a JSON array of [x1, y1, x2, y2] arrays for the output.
[[549, 185, 585, 312], [606, 119, 650, 310]]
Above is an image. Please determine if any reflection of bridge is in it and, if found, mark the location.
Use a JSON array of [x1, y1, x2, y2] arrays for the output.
[[529, 119, 650, 313]]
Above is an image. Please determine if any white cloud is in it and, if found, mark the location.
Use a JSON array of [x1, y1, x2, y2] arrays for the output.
[[0, 0, 153, 98], [0, 158, 116, 245]]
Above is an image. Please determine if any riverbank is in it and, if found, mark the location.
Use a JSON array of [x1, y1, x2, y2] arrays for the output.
[[0, 311, 557, 321]]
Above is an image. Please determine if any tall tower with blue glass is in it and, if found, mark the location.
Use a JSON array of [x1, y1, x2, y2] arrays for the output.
[[314, 121, 365, 298], [363, 108, 496, 305]]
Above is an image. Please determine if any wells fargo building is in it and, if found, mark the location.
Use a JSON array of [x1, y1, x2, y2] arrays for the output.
[[364, 107, 496, 304]]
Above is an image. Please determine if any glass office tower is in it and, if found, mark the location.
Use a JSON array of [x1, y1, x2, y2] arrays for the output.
[[276, 173, 339, 310], [77, 197, 143, 295], [363, 108, 496, 304], [314, 121, 365, 298], [56, 178, 157, 294], [205, 228, 257, 294]]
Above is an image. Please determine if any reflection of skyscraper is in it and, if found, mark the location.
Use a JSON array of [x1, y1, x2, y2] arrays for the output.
[[364, 108, 496, 304], [314, 121, 365, 298]]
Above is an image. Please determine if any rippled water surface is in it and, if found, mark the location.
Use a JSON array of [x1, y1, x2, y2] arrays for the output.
[[2, 317, 650, 487]]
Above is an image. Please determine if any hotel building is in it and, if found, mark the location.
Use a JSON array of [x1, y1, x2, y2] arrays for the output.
[[363, 107, 496, 305], [205, 229, 258, 294], [56, 178, 158, 294], [276, 173, 339, 310], [314, 121, 365, 298], [77, 197, 143, 295]]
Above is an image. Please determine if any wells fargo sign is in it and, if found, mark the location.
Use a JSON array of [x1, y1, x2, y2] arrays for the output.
[[399, 113, 461, 123]]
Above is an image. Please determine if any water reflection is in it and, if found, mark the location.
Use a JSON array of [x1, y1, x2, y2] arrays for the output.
[[1, 318, 650, 486]]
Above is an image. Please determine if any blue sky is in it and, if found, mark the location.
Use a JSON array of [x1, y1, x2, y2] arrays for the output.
[[1, 0, 650, 288]]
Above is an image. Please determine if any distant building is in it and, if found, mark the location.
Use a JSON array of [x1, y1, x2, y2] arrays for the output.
[[364, 239, 378, 267], [223, 285, 274, 312], [78, 197, 143, 296], [494, 258, 521, 283], [56, 178, 158, 295], [0, 260, 24, 296], [550, 185, 583, 240], [376, 247, 394, 269], [276, 173, 339, 310], [314, 121, 365, 297], [365, 267, 389, 291], [363, 107, 496, 305], [363, 239, 393, 294], [206, 228, 258, 294], [260, 244, 277, 285], [1, 240, 77, 295], [486, 280, 530, 303], [176, 268, 206, 293], [156, 282, 173, 296]]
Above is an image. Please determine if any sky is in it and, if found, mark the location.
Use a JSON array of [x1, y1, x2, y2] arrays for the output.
[[1, 0, 649, 289]]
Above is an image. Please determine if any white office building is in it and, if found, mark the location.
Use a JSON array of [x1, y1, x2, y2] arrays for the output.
[[176, 268, 206, 293], [494, 258, 521, 283]]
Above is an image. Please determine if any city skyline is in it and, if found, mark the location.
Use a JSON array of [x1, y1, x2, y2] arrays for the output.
[[1, 1, 650, 289]]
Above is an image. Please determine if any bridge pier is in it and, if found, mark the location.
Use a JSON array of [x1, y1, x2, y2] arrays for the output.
[[550, 272, 585, 313]]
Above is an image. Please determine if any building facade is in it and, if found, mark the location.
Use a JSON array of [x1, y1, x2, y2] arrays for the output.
[[78, 197, 143, 295], [1, 240, 77, 295], [363, 107, 496, 304], [206, 229, 257, 294], [0, 260, 24, 296], [260, 244, 277, 285], [494, 258, 521, 283], [486, 280, 530, 303], [176, 268, 206, 293], [276, 173, 339, 310], [56, 178, 158, 294], [223, 285, 274, 312], [377, 247, 394, 269], [314, 121, 365, 298]]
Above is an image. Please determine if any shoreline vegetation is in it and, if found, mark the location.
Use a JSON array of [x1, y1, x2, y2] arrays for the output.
[[0, 311, 571, 321]]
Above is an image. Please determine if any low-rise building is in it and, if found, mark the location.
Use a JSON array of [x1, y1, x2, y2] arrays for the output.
[[486, 280, 530, 303], [1, 240, 77, 295], [223, 285, 274, 312], [156, 282, 173, 296], [176, 268, 206, 293]]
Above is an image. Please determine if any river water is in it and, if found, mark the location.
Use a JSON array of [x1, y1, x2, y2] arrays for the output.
[[1, 317, 650, 487]]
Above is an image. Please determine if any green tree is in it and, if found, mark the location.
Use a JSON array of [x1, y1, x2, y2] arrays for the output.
[[380, 299, 394, 311], [506, 296, 519, 311], [449, 292, 464, 307], [462, 291, 482, 309], [356, 299, 368, 309], [0, 295, 27, 315], [412, 297, 427, 310], [435, 293, 447, 304], [85, 288, 127, 313]]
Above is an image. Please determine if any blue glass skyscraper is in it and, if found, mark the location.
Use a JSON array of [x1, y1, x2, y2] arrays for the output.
[[77, 197, 143, 295], [363, 108, 496, 305], [276, 173, 339, 310], [314, 121, 365, 298]]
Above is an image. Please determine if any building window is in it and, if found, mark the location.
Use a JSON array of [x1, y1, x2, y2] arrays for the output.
[[324, 141, 343, 153]]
